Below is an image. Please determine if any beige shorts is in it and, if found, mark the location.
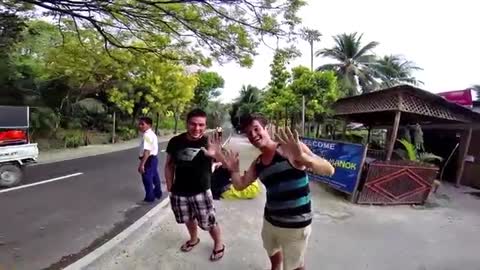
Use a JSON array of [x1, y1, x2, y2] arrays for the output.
[[261, 219, 312, 270]]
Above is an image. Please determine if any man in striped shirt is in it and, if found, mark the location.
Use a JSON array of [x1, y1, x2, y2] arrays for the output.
[[221, 114, 334, 270]]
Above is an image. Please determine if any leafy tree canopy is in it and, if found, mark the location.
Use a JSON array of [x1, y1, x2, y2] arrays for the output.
[[5, 0, 306, 67], [191, 71, 224, 109]]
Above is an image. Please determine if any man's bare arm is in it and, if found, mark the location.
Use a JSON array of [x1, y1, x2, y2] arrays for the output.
[[164, 154, 175, 192], [230, 159, 257, 191], [299, 143, 335, 176]]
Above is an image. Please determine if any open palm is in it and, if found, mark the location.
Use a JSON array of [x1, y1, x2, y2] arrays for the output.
[[276, 128, 303, 158], [223, 149, 240, 173], [202, 132, 222, 158]]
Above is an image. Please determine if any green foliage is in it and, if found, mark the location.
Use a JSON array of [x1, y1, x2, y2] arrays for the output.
[[1, 17, 221, 148], [316, 32, 379, 95], [396, 138, 443, 163], [230, 85, 263, 129], [192, 71, 224, 109], [117, 127, 137, 141], [317, 32, 423, 96], [70, 98, 109, 130], [157, 117, 186, 131], [300, 28, 321, 70], [108, 54, 198, 117], [372, 55, 423, 87], [30, 107, 59, 137], [63, 130, 84, 148], [231, 51, 341, 134], [0, 12, 27, 91], [7, 1, 305, 67], [262, 48, 300, 120], [398, 139, 418, 161]]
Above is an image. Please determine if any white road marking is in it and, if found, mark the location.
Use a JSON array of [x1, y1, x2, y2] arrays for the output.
[[0, 172, 84, 194]]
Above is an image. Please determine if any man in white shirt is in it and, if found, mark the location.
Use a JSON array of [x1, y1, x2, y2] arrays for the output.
[[216, 126, 223, 140], [138, 116, 161, 203]]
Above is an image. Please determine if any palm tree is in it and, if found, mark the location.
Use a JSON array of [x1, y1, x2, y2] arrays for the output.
[[237, 85, 262, 115], [229, 85, 263, 130], [300, 28, 322, 135], [372, 55, 423, 88], [315, 32, 379, 96], [301, 28, 322, 71]]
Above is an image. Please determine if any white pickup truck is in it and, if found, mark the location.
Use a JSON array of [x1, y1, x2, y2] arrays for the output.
[[0, 105, 39, 187], [0, 143, 39, 187]]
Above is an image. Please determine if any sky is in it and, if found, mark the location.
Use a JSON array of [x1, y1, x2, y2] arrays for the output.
[[211, 0, 480, 103]]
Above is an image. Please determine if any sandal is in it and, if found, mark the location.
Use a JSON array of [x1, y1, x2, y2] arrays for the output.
[[180, 238, 200, 252], [210, 244, 225, 261]]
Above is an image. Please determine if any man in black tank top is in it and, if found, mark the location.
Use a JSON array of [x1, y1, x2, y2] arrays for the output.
[[219, 114, 334, 270]]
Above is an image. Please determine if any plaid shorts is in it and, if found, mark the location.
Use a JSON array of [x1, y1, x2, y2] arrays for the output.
[[170, 190, 217, 230]]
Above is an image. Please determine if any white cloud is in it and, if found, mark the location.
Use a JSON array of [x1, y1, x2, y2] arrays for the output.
[[213, 0, 480, 102]]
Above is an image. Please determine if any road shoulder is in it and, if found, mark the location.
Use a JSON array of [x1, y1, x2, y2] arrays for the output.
[[65, 132, 235, 270]]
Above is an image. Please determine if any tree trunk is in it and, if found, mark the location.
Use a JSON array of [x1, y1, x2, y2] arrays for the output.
[[174, 107, 179, 134], [290, 114, 295, 131], [310, 41, 314, 71], [112, 111, 116, 144], [155, 112, 159, 134], [316, 122, 321, 138], [275, 113, 280, 134]]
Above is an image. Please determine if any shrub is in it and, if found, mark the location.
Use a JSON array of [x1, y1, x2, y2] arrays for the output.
[[63, 130, 84, 148], [117, 126, 137, 141], [158, 116, 185, 131], [30, 107, 59, 138]]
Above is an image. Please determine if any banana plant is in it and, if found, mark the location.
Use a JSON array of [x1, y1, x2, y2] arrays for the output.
[[396, 138, 443, 163]]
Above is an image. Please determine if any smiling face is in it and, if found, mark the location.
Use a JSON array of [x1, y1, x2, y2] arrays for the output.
[[187, 116, 207, 140], [244, 120, 271, 149]]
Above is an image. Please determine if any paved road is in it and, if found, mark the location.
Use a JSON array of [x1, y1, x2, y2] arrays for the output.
[[0, 141, 172, 270]]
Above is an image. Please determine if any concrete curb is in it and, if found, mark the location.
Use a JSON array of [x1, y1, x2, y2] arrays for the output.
[[35, 136, 174, 166], [64, 132, 233, 270], [37, 129, 221, 165]]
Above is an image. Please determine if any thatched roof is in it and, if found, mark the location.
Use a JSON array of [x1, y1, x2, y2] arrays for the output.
[[333, 85, 480, 127]]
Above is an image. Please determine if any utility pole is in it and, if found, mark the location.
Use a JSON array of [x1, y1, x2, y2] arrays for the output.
[[111, 111, 116, 144]]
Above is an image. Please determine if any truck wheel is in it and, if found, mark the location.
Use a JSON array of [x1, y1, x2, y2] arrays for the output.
[[0, 164, 23, 188]]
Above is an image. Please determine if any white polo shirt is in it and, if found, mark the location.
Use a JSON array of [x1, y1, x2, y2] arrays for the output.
[[139, 128, 158, 157]]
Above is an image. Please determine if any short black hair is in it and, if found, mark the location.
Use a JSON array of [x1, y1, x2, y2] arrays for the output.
[[187, 108, 207, 121], [239, 113, 268, 132], [139, 116, 153, 126]]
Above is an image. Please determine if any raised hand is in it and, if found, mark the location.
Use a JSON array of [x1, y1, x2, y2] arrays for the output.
[[275, 128, 303, 158], [223, 149, 240, 173], [202, 132, 222, 159]]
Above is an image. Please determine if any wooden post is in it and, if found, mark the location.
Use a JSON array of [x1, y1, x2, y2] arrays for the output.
[[367, 127, 372, 144], [332, 120, 336, 140], [112, 111, 116, 144], [342, 121, 347, 140], [455, 127, 472, 187], [386, 111, 401, 161]]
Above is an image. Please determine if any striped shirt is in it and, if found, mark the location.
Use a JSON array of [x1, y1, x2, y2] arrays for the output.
[[256, 151, 312, 229]]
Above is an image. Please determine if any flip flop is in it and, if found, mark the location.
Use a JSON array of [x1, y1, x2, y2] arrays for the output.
[[210, 244, 225, 261], [180, 238, 200, 252]]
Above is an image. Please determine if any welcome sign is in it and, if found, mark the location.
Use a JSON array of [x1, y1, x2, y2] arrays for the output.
[[301, 137, 366, 194]]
